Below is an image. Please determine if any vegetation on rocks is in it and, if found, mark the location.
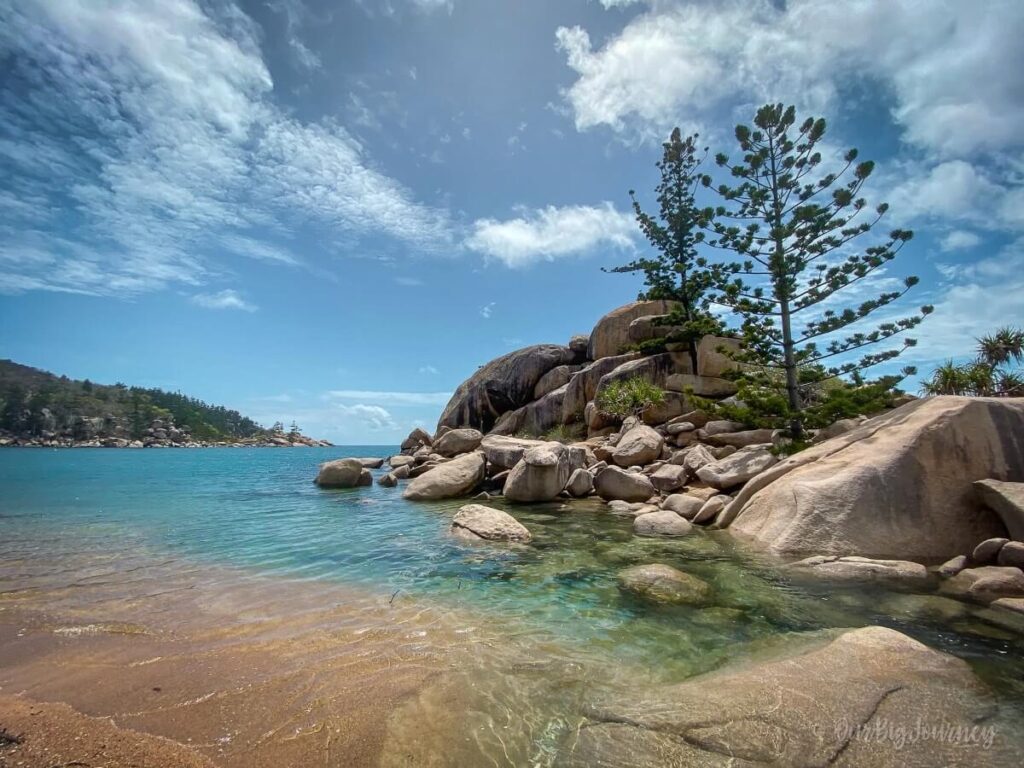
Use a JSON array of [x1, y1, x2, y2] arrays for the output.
[[595, 376, 666, 421]]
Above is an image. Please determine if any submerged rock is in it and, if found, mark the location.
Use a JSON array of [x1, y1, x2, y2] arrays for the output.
[[940, 566, 1024, 603], [450, 504, 532, 543], [402, 452, 486, 501], [633, 510, 693, 537], [561, 626, 1009, 767], [617, 564, 709, 604], [784, 555, 930, 586]]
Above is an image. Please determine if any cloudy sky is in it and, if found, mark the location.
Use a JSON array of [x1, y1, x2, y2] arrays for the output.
[[1, 0, 1022, 443]]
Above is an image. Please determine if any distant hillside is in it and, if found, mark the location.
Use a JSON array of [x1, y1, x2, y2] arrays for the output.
[[0, 359, 328, 447]]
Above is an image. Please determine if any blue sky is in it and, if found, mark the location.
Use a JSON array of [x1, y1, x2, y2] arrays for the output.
[[1, 0, 1022, 444]]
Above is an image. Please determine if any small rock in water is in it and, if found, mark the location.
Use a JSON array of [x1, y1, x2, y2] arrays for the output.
[[617, 563, 710, 605], [450, 504, 532, 543]]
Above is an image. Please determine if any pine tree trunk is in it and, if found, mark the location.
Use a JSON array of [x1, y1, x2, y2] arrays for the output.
[[778, 294, 802, 439]]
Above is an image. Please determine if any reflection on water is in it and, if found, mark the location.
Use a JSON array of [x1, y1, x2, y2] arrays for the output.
[[2, 448, 1024, 766]]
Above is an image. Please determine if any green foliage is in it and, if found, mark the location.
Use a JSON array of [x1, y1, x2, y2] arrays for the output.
[[542, 423, 586, 443], [608, 128, 722, 372], [0, 359, 270, 441], [702, 103, 931, 437], [596, 376, 666, 420], [921, 327, 1024, 397]]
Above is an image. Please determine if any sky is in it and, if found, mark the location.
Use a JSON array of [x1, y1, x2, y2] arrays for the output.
[[1, 0, 1022, 444]]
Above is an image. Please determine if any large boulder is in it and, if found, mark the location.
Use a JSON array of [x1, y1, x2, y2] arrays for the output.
[[724, 397, 1024, 559], [593, 353, 676, 400], [588, 300, 679, 360], [565, 467, 595, 497], [617, 564, 709, 604], [974, 479, 1024, 540], [490, 384, 568, 437], [503, 442, 571, 503], [560, 626, 1013, 767], [784, 555, 931, 587], [665, 373, 738, 398], [610, 424, 664, 467], [450, 504, 532, 543], [594, 466, 656, 502], [648, 463, 686, 492], [940, 566, 1024, 603], [436, 344, 579, 432], [432, 428, 483, 457], [400, 427, 432, 451], [402, 452, 486, 501], [479, 434, 547, 471], [696, 445, 778, 489], [315, 458, 366, 488]]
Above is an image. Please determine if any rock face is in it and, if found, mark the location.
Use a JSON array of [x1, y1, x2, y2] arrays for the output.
[[610, 424, 664, 468], [450, 504, 532, 543], [561, 626, 1009, 767], [503, 442, 571, 503], [560, 353, 639, 424], [617, 564, 709, 604], [436, 344, 579, 432], [785, 555, 931, 586], [593, 466, 656, 502], [490, 384, 568, 436], [725, 397, 1024, 559], [975, 479, 1024, 540], [533, 364, 579, 399], [315, 458, 366, 488], [588, 300, 678, 360], [402, 452, 486, 501], [696, 445, 777, 489], [432, 428, 483, 457]]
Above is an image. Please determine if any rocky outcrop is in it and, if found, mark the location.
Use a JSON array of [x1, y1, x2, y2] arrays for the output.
[[479, 435, 547, 471], [560, 626, 1010, 767], [560, 353, 639, 424], [450, 504, 532, 543], [490, 384, 568, 437], [503, 442, 571, 503], [723, 397, 1024, 559], [436, 344, 580, 432], [533, 364, 579, 399], [587, 300, 678, 360], [617, 564, 709, 604], [402, 452, 486, 501]]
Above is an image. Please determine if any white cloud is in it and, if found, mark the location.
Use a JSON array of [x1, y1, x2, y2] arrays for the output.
[[0, 0, 451, 298], [333, 404, 397, 431], [599, 0, 644, 7], [556, 0, 1024, 157], [480, 302, 495, 319], [326, 390, 451, 406], [466, 203, 636, 267], [266, 0, 321, 71], [418, 365, 439, 375], [191, 289, 257, 311], [939, 230, 982, 253], [395, 276, 424, 286]]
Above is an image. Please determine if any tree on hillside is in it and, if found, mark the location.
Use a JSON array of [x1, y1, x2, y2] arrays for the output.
[[921, 327, 1024, 397], [703, 104, 933, 438], [610, 128, 722, 372]]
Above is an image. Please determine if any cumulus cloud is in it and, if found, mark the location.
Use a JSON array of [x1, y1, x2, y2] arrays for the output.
[[0, 0, 450, 298], [939, 231, 982, 253], [333, 403, 397, 431], [556, 0, 1024, 157], [466, 203, 636, 267], [191, 289, 257, 312]]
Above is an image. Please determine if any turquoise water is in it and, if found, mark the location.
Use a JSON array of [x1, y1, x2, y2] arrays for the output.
[[4, 447, 1024, 731]]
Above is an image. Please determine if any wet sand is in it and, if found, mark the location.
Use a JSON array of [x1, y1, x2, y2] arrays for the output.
[[0, 553, 479, 767]]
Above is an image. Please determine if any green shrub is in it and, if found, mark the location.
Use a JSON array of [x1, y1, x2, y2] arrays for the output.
[[596, 377, 666, 420]]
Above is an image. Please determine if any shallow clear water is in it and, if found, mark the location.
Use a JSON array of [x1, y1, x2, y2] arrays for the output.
[[3, 447, 1024, 763]]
